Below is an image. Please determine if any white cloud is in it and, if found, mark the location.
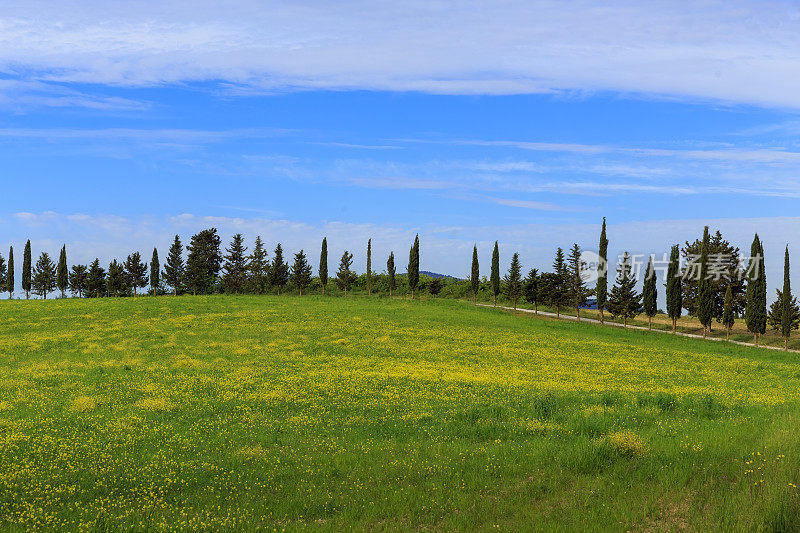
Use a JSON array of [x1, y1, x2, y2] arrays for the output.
[[2, 1, 800, 107]]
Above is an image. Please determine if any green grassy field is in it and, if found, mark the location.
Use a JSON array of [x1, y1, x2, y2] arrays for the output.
[[2, 296, 800, 530]]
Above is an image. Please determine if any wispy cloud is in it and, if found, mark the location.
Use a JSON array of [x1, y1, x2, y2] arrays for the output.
[[3, 1, 800, 107]]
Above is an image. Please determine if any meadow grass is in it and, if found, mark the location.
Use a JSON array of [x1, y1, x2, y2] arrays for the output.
[[1, 295, 800, 530]]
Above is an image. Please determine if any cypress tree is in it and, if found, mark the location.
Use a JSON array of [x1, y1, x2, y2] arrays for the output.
[[6, 246, 13, 299], [150, 248, 160, 295], [387, 252, 396, 297], [291, 250, 313, 295], [470, 245, 480, 304], [745, 234, 761, 344], [248, 236, 269, 294], [32, 252, 57, 299], [490, 241, 500, 306], [758, 240, 767, 339], [22, 240, 31, 299], [596, 217, 609, 323], [319, 237, 328, 295], [722, 284, 734, 340], [524, 268, 539, 313], [221, 233, 248, 294], [504, 252, 522, 310], [567, 243, 591, 320], [642, 256, 657, 330], [0, 253, 6, 298], [336, 250, 356, 296], [696, 226, 714, 337], [56, 245, 68, 298], [607, 252, 641, 327], [85, 259, 106, 298], [781, 245, 793, 350], [366, 239, 372, 296], [69, 264, 88, 298], [124, 252, 148, 296], [666, 244, 682, 332], [163, 235, 185, 296], [269, 244, 289, 294], [408, 235, 420, 299]]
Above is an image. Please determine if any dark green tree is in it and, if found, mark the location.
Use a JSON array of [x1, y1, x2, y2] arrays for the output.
[[150, 248, 160, 295], [490, 241, 500, 306], [221, 233, 248, 294], [107, 259, 129, 297], [745, 234, 763, 345], [69, 264, 88, 298], [504, 252, 523, 309], [387, 252, 396, 297], [567, 243, 591, 320], [607, 252, 641, 327], [269, 244, 289, 294], [538, 272, 568, 316], [32, 252, 57, 299], [768, 289, 800, 347], [681, 229, 746, 320], [291, 249, 313, 295], [596, 217, 609, 323], [642, 256, 657, 330], [185, 228, 222, 295], [57, 245, 68, 298], [336, 250, 356, 296], [523, 268, 539, 313], [666, 244, 682, 332], [408, 235, 420, 298], [319, 237, 328, 295], [6, 246, 13, 299], [757, 240, 768, 339], [780, 245, 796, 350], [696, 226, 714, 337], [163, 235, 185, 296], [248, 236, 269, 294], [428, 278, 443, 296], [124, 252, 148, 296], [722, 284, 734, 340], [470, 245, 480, 304], [366, 239, 372, 296], [0, 253, 6, 299], [551, 247, 568, 317], [22, 240, 31, 299], [85, 259, 106, 298]]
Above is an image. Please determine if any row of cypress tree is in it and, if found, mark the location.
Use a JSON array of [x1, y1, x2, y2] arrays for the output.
[[0, 230, 424, 300], [471, 220, 797, 350]]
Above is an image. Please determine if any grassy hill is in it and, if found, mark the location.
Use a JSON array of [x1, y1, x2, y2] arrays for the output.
[[1, 295, 800, 530]]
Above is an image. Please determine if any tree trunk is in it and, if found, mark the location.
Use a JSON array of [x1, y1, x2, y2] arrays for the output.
[[473, 292, 476, 305], [556, 305, 560, 318], [534, 303, 538, 314], [322, 284, 326, 296], [672, 318, 676, 333], [785, 337, 789, 351], [726, 328, 729, 341], [754, 334, 758, 346], [492, 294, 496, 306], [25, 290, 29, 299], [599, 308, 604, 324], [624, 317, 627, 327], [703, 326, 706, 338], [299, 287, 302, 296], [576, 307, 580, 321], [513, 299, 517, 310], [648, 316, 651, 330]]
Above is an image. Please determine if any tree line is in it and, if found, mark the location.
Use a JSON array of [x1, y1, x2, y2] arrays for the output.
[[472, 220, 797, 350], [2, 220, 796, 349], [0, 230, 424, 301]]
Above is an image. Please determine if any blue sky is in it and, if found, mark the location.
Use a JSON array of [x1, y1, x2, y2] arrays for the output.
[[2, 1, 800, 296]]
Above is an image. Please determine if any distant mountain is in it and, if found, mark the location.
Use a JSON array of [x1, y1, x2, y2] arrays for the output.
[[420, 270, 462, 280]]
